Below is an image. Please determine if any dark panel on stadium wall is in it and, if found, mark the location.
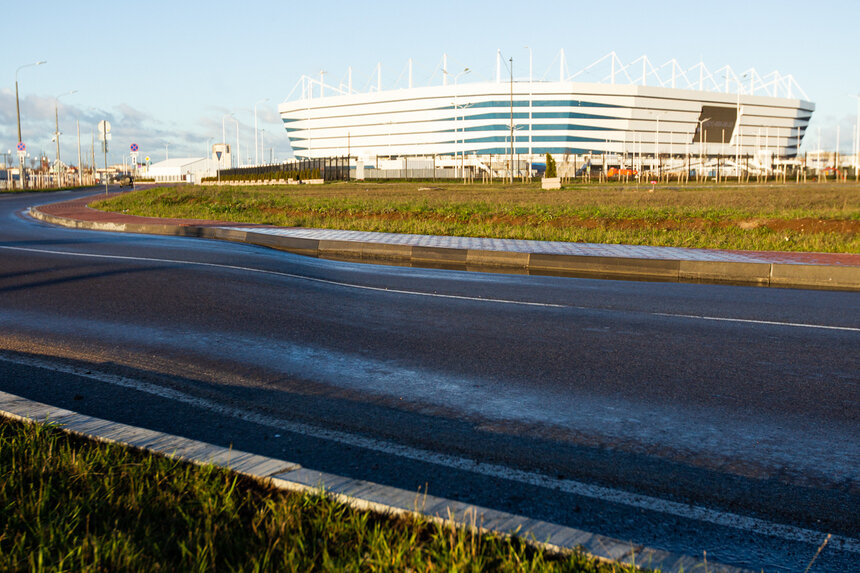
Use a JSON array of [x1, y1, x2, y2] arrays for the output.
[[692, 106, 737, 143]]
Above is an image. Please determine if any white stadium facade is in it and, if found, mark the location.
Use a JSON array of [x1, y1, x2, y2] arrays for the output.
[[278, 52, 814, 176]]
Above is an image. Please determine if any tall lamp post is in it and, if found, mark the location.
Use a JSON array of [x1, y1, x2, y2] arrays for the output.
[[854, 93, 860, 182], [221, 113, 234, 168], [525, 46, 533, 178], [260, 129, 266, 164], [254, 98, 269, 166], [54, 90, 77, 188], [15, 60, 47, 189], [3, 150, 10, 190], [509, 57, 514, 183], [698, 117, 711, 182], [446, 68, 470, 181]]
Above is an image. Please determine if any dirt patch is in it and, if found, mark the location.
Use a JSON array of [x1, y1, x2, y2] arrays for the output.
[[759, 217, 859, 234], [256, 206, 858, 237]]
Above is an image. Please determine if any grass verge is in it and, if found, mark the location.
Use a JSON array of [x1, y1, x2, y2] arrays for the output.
[[92, 181, 860, 253], [0, 416, 645, 572]]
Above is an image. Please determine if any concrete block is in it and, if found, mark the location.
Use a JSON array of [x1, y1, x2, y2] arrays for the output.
[[678, 260, 771, 286], [466, 249, 530, 269], [541, 177, 561, 190], [244, 232, 319, 257], [770, 263, 860, 291], [359, 242, 413, 262], [529, 254, 679, 280], [210, 228, 248, 242], [412, 246, 468, 265], [318, 239, 365, 259]]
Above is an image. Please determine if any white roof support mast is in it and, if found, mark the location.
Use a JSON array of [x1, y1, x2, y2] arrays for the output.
[[291, 51, 809, 102], [560, 49, 565, 82]]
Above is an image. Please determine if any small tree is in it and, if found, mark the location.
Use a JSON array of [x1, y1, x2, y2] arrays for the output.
[[545, 153, 557, 178]]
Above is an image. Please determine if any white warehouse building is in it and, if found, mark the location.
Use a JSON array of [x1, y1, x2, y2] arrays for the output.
[[279, 52, 814, 175]]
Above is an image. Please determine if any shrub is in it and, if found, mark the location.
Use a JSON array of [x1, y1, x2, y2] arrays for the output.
[[545, 153, 557, 178]]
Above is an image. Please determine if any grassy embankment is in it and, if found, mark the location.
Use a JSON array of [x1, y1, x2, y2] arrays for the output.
[[95, 181, 859, 253], [0, 417, 644, 572]]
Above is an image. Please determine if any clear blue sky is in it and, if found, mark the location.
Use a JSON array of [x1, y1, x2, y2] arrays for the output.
[[2, 0, 858, 166]]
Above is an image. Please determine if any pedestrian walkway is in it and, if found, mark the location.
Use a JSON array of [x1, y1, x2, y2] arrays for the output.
[[227, 226, 860, 266]]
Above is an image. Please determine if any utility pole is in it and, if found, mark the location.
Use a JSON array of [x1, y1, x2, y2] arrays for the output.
[[254, 98, 269, 165], [509, 57, 514, 184], [54, 90, 77, 188], [15, 60, 47, 189], [76, 120, 82, 187]]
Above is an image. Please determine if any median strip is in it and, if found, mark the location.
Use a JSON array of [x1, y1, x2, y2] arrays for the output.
[[27, 200, 860, 291]]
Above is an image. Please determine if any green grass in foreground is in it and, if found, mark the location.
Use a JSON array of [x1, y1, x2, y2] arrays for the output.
[[0, 417, 644, 572], [93, 181, 860, 253]]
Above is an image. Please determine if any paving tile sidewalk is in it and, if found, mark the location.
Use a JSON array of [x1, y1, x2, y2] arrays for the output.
[[35, 193, 860, 267]]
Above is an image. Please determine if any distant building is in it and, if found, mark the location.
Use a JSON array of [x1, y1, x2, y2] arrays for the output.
[[280, 51, 814, 169], [144, 157, 214, 183], [212, 143, 231, 170]]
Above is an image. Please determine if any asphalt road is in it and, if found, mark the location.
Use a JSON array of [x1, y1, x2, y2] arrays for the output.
[[1, 188, 858, 572]]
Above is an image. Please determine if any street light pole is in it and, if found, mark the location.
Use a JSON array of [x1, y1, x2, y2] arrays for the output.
[[698, 117, 711, 182], [509, 57, 514, 183], [525, 46, 533, 179], [449, 68, 470, 182], [254, 98, 269, 166], [854, 93, 860, 182], [76, 121, 83, 187], [260, 129, 266, 164], [15, 60, 47, 189], [54, 90, 77, 188], [222, 113, 235, 168]]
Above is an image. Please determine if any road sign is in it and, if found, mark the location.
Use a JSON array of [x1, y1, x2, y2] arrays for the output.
[[130, 143, 138, 152], [98, 120, 112, 142], [16, 142, 26, 152], [215, 151, 222, 161]]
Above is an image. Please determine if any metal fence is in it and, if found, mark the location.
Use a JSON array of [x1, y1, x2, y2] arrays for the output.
[[219, 157, 350, 182]]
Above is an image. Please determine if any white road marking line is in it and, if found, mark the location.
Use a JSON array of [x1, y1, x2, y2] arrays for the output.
[[2, 352, 857, 553], [2, 244, 858, 332], [652, 312, 860, 333], [0, 245, 563, 308]]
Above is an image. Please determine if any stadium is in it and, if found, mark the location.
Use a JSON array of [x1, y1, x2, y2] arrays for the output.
[[278, 52, 814, 178]]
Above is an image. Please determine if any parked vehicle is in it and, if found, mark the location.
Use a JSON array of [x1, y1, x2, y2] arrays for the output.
[[114, 174, 134, 187]]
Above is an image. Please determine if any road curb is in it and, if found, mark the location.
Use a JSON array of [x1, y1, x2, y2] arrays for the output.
[[28, 203, 860, 291], [0, 391, 748, 573]]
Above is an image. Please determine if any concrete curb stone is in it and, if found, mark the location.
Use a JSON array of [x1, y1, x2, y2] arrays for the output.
[[0, 391, 749, 572]]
